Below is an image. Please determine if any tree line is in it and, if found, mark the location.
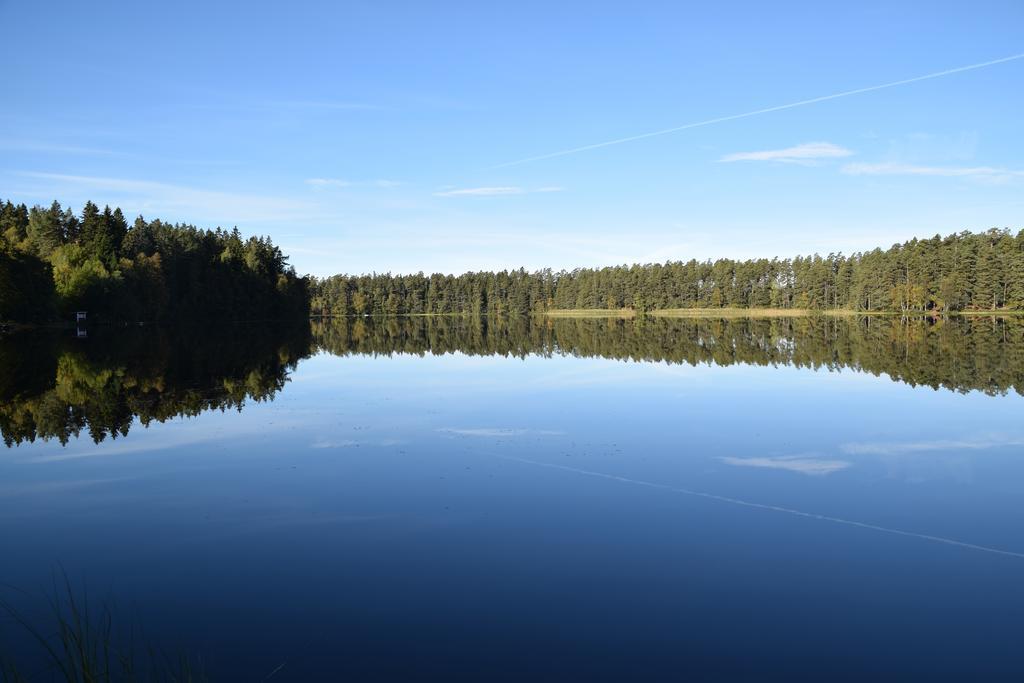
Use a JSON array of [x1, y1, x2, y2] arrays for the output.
[[4, 197, 1021, 322], [0, 199, 309, 323], [310, 228, 1024, 316]]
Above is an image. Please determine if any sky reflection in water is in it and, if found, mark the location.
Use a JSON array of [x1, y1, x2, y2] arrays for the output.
[[2, 317, 1024, 680]]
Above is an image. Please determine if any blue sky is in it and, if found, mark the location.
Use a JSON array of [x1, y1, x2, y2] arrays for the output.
[[1, 0, 1022, 277]]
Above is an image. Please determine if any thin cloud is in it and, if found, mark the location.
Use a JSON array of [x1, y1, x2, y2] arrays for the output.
[[438, 427, 528, 436], [436, 186, 524, 197], [306, 178, 402, 188], [720, 456, 851, 475], [493, 52, 1024, 168], [19, 171, 316, 224], [841, 435, 1024, 455], [265, 100, 381, 111], [306, 178, 352, 188], [310, 439, 360, 448], [0, 477, 136, 497], [22, 415, 311, 462], [841, 162, 1024, 180], [720, 141, 853, 163], [0, 139, 117, 156], [434, 186, 564, 197], [437, 428, 564, 437], [498, 453, 1024, 559]]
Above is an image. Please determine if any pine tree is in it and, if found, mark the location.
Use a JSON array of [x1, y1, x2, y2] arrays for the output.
[[26, 201, 65, 258], [78, 201, 104, 257]]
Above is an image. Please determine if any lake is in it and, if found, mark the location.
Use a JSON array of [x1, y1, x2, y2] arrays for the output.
[[2, 315, 1024, 680]]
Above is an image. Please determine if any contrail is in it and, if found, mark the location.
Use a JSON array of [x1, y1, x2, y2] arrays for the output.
[[493, 453, 1024, 560], [492, 52, 1024, 168]]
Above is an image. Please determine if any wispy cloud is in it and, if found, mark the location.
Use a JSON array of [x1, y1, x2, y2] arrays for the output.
[[720, 456, 851, 475], [265, 100, 381, 111], [21, 414, 311, 462], [305, 178, 402, 189], [310, 439, 360, 449], [434, 186, 564, 197], [841, 162, 1024, 180], [493, 52, 1024, 167], [0, 477, 135, 497], [306, 178, 352, 188], [439, 427, 527, 436], [841, 435, 1024, 456], [437, 427, 564, 437], [19, 172, 316, 224], [500, 454, 1024, 559], [310, 438, 408, 449], [435, 186, 523, 197], [720, 141, 853, 163], [0, 139, 117, 156]]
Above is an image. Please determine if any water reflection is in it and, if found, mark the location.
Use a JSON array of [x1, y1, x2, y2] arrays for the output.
[[0, 323, 310, 446], [3, 314, 1023, 447], [312, 314, 1024, 394], [4, 315, 1024, 680]]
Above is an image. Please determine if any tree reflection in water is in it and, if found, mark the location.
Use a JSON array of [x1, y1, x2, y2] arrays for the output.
[[3, 314, 1022, 447]]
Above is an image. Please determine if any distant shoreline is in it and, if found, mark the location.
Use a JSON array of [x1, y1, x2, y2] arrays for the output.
[[543, 307, 1024, 318], [303, 309, 1024, 321]]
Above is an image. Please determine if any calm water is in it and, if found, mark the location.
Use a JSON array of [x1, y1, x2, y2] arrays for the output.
[[3, 316, 1024, 680]]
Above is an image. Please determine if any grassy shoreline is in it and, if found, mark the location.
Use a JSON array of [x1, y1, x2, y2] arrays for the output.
[[651, 308, 829, 318], [543, 308, 636, 318]]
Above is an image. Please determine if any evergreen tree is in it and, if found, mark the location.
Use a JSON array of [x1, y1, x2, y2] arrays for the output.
[[26, 201, 65, 258]]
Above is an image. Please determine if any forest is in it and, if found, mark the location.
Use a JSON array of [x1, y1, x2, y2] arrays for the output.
[[4, 198, 1023, 323], [0, 199, 309, 323], [310, 228, 1024, 316]]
